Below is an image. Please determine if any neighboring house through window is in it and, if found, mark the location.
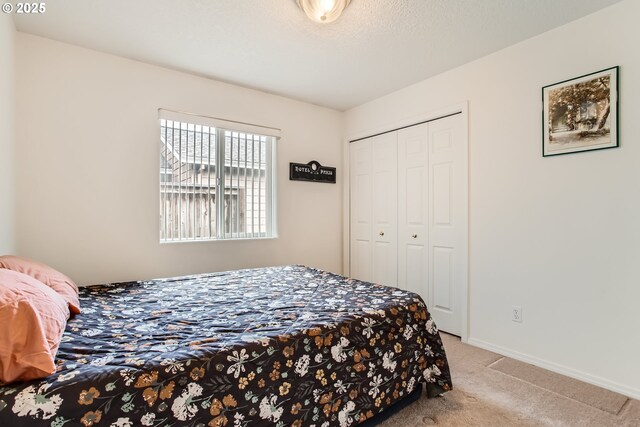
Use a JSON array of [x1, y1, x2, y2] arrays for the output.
[[159, 110, 278, 242]]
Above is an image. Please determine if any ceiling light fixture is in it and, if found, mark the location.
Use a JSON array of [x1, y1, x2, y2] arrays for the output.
[[296, 0, 351, 24]]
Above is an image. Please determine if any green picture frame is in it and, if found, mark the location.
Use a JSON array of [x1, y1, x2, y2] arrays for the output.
[[542, 66, 619, 157]]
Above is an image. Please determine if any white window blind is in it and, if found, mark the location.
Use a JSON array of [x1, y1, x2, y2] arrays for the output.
[[159, 109, 278, 242]]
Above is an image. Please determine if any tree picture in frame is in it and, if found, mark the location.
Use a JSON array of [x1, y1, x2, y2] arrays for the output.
[[542, 66, 619, 157]]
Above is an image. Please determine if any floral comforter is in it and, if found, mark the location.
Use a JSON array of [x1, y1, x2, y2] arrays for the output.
[[0, 265, 451, 426]]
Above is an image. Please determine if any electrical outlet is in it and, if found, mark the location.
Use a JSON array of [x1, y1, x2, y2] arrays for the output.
[[512, 306, 523, 323]]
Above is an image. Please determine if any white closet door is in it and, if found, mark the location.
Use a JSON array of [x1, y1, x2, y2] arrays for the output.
[[371, 132, 398, 287], [349, 140, 373, 282], [397, 123, 429, 297], [428, 114, 467, 336]]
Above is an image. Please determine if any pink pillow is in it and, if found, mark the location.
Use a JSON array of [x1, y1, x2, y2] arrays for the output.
[[0, 255, 80, 314], [0, 269, 70, 384]]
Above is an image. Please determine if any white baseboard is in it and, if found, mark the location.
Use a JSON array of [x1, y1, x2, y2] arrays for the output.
[[467, 337, 640, 401]]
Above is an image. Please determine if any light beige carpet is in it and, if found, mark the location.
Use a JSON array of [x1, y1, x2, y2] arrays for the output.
[[377, 333, 640, 426], [488, 357, 628, 415]]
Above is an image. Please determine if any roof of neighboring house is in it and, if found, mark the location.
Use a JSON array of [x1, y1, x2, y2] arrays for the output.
[[160, 124, 268, 168]]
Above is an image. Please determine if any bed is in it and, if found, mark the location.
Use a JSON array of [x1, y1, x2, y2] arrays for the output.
[[0, 265, 451, 426]]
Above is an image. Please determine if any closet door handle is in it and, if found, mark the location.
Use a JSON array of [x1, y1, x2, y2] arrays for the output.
[[412, 234, 418, 239], [379, 232, 385, 236]]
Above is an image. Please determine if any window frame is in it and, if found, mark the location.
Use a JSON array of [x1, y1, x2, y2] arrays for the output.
[[159, 111, 278, 243]]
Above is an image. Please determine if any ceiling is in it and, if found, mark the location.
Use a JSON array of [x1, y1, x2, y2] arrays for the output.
[[13, 0, 623, 111]]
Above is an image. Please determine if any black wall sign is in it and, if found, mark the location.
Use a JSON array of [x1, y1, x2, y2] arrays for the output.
[[289, 161, 336, 184]]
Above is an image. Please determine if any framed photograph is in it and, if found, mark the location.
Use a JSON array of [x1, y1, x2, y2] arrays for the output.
[[542, 66, 619, 157]]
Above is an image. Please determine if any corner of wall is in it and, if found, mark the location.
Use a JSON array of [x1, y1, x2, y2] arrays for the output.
[[0, 14, 16, 254]]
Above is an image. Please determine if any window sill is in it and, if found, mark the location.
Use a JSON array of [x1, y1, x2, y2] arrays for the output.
[[159, 235, 278, 245]]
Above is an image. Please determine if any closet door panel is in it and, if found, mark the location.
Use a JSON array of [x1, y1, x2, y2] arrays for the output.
[[371, 132, 398, 287], [428, 114, 465, 336], [349, 140, 373, 282], [397, 123, 429, 298], [405, 244, 425, 293]]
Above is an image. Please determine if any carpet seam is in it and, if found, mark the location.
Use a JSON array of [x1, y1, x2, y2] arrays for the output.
[[487, 363, 625, 416], [485, 356, 505, 368], [616, 397, 631, 416]]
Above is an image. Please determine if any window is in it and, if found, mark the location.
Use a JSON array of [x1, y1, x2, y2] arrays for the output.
[[579, 100, 597, 120], [159, 110, 278, 242]]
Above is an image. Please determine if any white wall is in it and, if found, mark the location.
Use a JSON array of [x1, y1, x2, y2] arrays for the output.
[[0, 14, 15, 254], [15, 34, 344, 285], [345, 0, 640, 398]]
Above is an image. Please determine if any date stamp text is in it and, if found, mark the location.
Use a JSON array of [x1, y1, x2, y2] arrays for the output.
[[2, 2, 46, 14]]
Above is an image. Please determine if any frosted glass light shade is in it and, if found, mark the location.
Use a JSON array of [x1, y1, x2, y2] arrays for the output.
[[296, 0, 351, 24]]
